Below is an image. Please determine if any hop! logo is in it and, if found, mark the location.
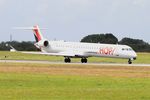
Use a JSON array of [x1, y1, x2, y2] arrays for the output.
[[97, 47, 115, 55]]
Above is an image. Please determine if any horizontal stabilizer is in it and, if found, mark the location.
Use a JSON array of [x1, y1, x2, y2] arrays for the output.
[[12, 27, 47, 30], [13, 25, 47, 42]]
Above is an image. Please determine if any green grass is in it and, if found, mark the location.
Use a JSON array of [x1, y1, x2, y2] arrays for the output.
[[0, 51, 149, 100], [0, 73, 150, 100], [0, 51, 63, 61], [0, 63, 150, 100], [0, 51, 150, 64]]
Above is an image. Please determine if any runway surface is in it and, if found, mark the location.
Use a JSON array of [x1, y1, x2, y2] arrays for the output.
[[0, 60, 150, 67]]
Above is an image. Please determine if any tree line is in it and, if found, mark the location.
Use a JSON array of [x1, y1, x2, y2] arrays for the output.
[[81, 33, 150, 52], [0, 33, 150, 52], [0, 41, 38, 51]]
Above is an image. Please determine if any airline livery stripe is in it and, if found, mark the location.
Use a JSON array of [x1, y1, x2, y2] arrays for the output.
[[33, 26, 42, 41]]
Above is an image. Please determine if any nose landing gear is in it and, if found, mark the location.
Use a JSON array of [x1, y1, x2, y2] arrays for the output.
[[128, 57, 136, 64], [128, 59, 132, 64]]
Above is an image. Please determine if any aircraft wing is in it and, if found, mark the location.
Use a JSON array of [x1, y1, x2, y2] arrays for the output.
[[22, 51, 88, 57], [22, 51, 75, 56]]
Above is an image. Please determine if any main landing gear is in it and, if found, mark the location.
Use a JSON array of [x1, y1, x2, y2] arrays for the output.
[[81, 58, 87, 63], [64, 57, 71, 63], [64, 57, 88, 63]]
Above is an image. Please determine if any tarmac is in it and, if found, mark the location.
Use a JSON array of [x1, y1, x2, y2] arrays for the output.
[[0, 60, 150, 67]]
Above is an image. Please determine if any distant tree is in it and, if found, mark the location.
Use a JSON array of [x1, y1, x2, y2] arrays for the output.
[[81, 33, 118, 44], [17, 41, 37, 51], [0, 42, 10, 51], [119, 38, 150, 52], [0, 41, 37, 51]]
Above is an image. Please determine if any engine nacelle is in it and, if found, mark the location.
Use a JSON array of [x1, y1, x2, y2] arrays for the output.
[[37, 40, 49, 47]]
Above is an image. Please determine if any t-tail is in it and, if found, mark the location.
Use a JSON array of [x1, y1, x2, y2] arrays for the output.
[[13, 25, 49, 50]]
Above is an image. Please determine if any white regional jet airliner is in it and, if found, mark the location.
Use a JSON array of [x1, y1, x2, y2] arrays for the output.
[[22, 25, 137, 64]]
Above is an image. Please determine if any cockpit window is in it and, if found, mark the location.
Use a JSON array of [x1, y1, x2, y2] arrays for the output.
[[129, 48, 133, 51], [122, 48, 133, 51]]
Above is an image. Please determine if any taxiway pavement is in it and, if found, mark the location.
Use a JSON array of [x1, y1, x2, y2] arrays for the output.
[[0, 60, 150, 67]]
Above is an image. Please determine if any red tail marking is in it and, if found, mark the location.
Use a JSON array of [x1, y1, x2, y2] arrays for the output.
[[33, 26, 42, 41]]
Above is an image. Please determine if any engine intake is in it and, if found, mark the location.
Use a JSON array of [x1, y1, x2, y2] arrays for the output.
[[44, 40, 49, 47], [37, 40, 49, 47]]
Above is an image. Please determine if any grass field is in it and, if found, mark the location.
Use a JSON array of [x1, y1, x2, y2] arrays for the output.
[[0, 63, 150, 100], [0, 51, 150, 64], [0, 51, 150, 100]]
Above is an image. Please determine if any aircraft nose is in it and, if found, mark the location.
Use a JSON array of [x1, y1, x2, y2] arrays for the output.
[[132, 51, 137, 60]]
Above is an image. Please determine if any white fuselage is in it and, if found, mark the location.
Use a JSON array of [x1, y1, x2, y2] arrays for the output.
[[40, 40, 137, 59]]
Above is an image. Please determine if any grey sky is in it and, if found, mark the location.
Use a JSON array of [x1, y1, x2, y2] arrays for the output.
[[0, 0, 150, 43]]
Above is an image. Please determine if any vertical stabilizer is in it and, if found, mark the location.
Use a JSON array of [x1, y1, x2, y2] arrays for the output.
[[33, 25, 44, 42]]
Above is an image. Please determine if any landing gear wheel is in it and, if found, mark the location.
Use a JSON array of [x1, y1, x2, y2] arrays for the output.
[[64, 57, 71, 63], [81, 58, 87, 63], [128, 59, 132, 64]]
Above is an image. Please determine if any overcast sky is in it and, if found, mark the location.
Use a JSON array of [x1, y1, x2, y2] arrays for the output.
[[0, 0, 150, 43]]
